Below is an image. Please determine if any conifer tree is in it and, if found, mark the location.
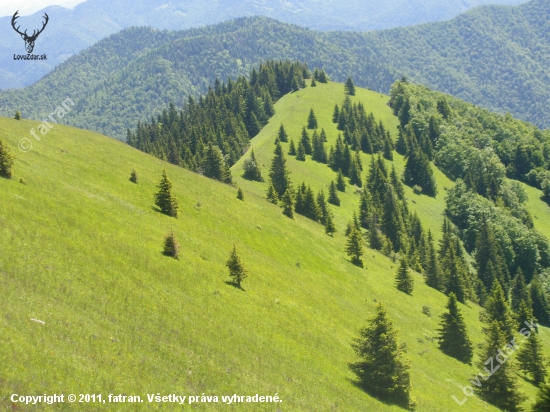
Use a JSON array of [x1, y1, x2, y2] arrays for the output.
[[396, 258, 414, 295], [437, 293, 473, 364], [307, 108, 318, 129], [517, 330, 547, 386], [333, 104, 340, 123], [349, 303, 413, 409], [266, 181, 278, 204], [328, 181, 340, 206], [316, 190, 329, 224], [278, 124, 288, 142], [344, 77, 356, 96], [476, 321, 525, 411], [349, 158, 362, 187], [14, 110, 21, 120], [383, 138, 393, 161], [155, 170, 179, 218], [425, 231, 442, 291], [533, 384, 550, 411], [336, 169, 346, 192], [281, 189, 294, 219], [311, 130, 328, 163], [296, 140, 306, 161], [382, 185, 406, 252], [311, 77, 317, 87], [0, 139, 15, 179], [358, 189, 374, 229], [483, 282, 517, 342], [346, 226, 364, 267], [300, 127, 312, 155], [288, 138, 297, 156], [390, 165, 404, 200], [443, 245, 468, 303], [325, 211, 336, 236], [226, 245, 248, 288], [242, 150, 264, 182], [269, 141, 291, 199], [129, 169, 138, 183], [237, 187, 244, 200], [511, 269, 533, 320], [475, 217, 509, 293], [163, 229, 180, 259]]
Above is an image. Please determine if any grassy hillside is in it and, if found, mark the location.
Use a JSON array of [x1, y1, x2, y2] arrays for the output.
[[1, 84, 549, 411]]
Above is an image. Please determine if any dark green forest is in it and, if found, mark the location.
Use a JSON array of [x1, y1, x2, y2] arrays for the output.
[[1, 0, 549, 140]]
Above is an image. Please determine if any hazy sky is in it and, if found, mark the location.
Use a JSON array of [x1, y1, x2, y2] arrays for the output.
[[0, 0, 86, 17]]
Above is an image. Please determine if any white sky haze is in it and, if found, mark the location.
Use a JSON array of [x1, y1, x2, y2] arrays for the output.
[[0, 0, 86, 17]]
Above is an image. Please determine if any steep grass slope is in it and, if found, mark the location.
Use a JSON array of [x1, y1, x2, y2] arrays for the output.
[[0, 85, 549, 411]]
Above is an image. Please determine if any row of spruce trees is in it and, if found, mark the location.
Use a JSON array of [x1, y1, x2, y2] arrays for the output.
[[128, 60, 313, 183]]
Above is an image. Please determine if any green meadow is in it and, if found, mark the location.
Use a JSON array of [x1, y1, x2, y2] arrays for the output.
[[1, 82, 549, 411]]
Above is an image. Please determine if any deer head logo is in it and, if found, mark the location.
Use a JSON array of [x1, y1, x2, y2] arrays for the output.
[[11, 11, 49, 54]]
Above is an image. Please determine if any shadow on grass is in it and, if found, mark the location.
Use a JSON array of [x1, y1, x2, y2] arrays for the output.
[[347, 378, 414, 410], [224, 280, 245, 291]]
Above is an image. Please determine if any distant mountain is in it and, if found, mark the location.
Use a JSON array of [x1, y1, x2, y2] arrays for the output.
[[1, 0, 549, 139], [0, 0, 527, 89]]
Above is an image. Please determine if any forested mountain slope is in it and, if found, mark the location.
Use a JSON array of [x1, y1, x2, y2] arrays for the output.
[[0, 0, 526, 88], [1, 0, 549, 141]]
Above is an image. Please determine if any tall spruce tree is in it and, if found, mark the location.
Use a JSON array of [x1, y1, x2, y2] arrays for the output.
[[346, 226, 364, 267], [475, 217, 509, 293], [226, 245, 248, 288], [517, 331, 547, 386], [336, 169, 346, 192], [483, 282, 517, 342], [296, 140, 306, 161], [281, 189, 294, 219], [382, 185, 406, 252], [325, 211, 336, 236], [443, 245, 468, 304], [333, 104, 340, 123], [424, 231, 442, 291], [437, 293, 473, 364], [269, 141, 291, 199], [288, 138, 297, 156], [0, 139, 15, 179], [476, 321, 525, 411], [511, 269, 533, 322], [358, 189, 374, 229], [328, 181, 340, 206], [395, 258, 414, 295], [307, 108, 318, 129], [349, 158, 362, 187], [300, 127, 312, 155], [155, 170, 179, 218], [349, 303, 414, 409], [344, 77, 356, 96], [278, 124, 288, 142]]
